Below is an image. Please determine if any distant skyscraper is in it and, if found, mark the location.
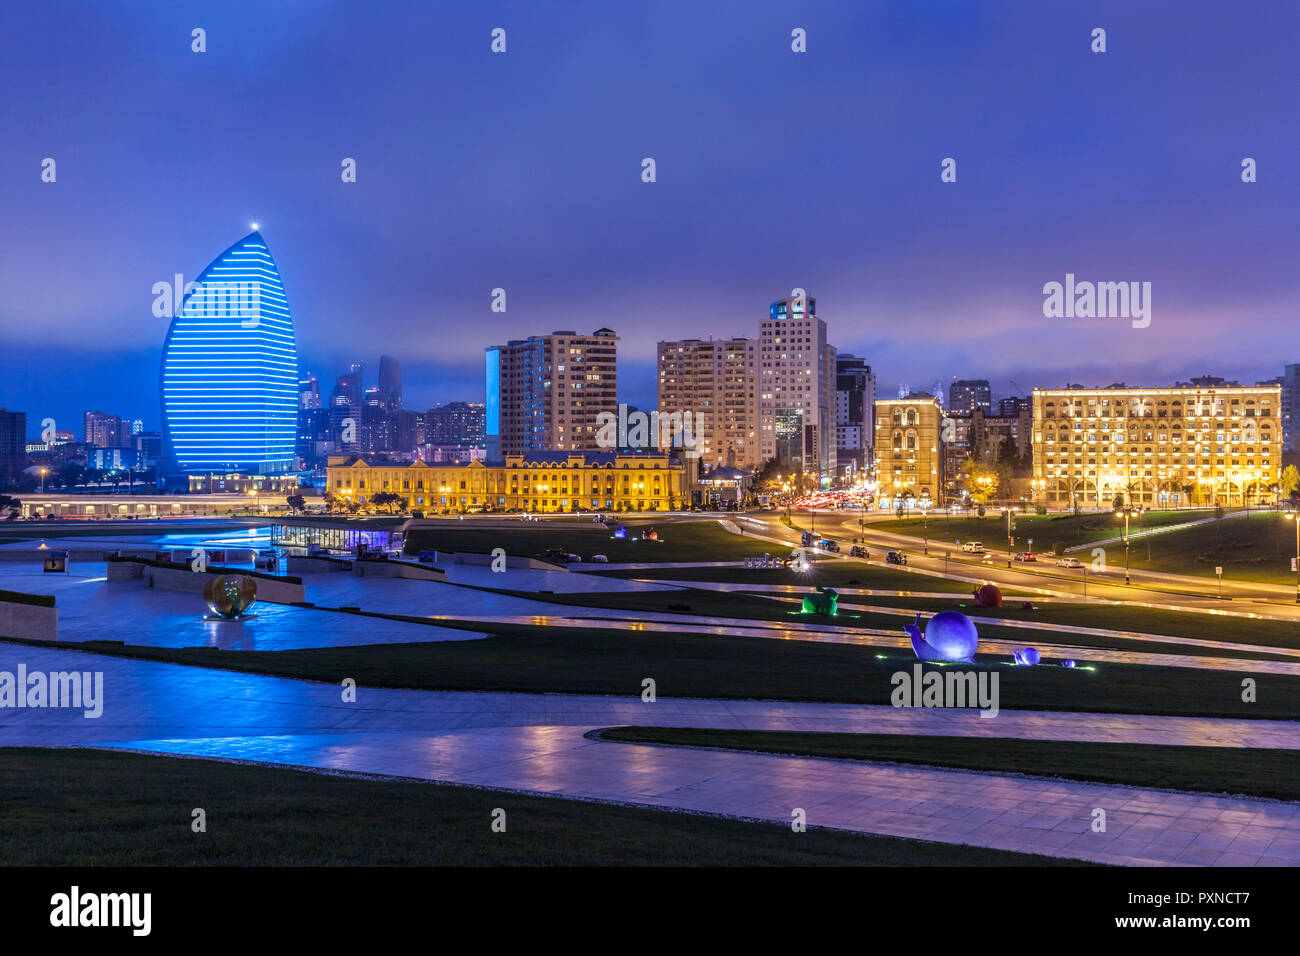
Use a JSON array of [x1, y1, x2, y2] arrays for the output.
[[83, 411, 127, 449], [948, 379, 991, 416], [0, 409, 26, 489], [298, 374, 321, 410], [160, 231, 298, 474], [486, 329, 618, 457], [757, 295, 836, 478], [835, 355, 876, 478], [377, 355, 403, 410]]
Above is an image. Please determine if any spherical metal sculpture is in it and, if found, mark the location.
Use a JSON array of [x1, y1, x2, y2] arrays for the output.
[[1061, 659, 1077, 668], [1013, 646, 1041, 666], [905, 611, 978, 663], [972, 584, 1002, 607], [613, 525, 628, 539], [203, 574, 257, 619]]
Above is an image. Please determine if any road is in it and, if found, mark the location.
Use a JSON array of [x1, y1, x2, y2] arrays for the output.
[[738, 510, 1300, 621]]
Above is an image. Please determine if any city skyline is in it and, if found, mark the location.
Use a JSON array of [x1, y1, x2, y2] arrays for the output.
[[3, 1, 1297, 433]]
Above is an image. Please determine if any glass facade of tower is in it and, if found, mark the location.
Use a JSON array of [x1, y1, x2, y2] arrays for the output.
[[161, 232, 298, 474]]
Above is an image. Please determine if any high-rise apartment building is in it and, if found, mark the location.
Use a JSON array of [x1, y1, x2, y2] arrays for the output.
[[427, 402, 486, 450], [835, 355, 876, 480], [1279, 364, 1300, 452], [948, 379, 991, 416], [485, 329, 618, 458], [656, 338, 757, 470], [874, 394, 944, 507], [757, 295, 836, 479], [1032, 382, 1282, 508]]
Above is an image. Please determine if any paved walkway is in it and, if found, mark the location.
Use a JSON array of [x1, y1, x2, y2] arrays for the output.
[[4, 642, 1299, 866]]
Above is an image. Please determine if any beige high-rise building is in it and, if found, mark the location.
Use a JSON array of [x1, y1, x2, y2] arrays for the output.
[[1032, 382, 1282, 508], [874, 393, 944, 507], [656, 338, 758, 470], [485, 329, 618, 458], [757, 295, 837, 479]]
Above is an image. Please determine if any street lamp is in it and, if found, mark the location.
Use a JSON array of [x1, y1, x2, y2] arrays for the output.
[[38, 467, 48, 493], [999, 505, 1019, 568], [1284, 513, 1300, 603], [248, 486, 260, 513], [922, 508, 929, 555], [1115, 507, 1140, 585]]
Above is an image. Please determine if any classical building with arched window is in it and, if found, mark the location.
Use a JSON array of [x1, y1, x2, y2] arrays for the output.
[[1031, 382, 1282, 508]]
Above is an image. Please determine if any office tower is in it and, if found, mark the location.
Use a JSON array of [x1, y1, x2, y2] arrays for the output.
[[835, 355, 876, 480], [948, 379, 992, 416], [0, 409, 26, 489], [131, 419, 143, 435], [160, 230, 298, 474], [84, 412, 127, 449], [656, 338, 758, 470], [757, 294, 837, 478], [1032, 382, 1282, 508], [485, 329, 618, 458], [874, 393, 944, 507], [377, 355, 403, 410]]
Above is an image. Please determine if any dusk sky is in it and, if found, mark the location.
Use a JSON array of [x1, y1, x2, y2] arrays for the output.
[[2, 0, 1297, 437]]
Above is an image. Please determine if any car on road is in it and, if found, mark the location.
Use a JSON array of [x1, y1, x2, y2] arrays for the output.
[[849, 545, 868, 558], [1057, 556, 1083, 569], [590, 554, 608, 563], [885, 550, 908, 566], [819, 539, 840, 553], [1013, 552, 1037, 562], [800, 531, 815, 546], [960, 541, 985, 553]]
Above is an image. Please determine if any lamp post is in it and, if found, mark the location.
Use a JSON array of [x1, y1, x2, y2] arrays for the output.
[[1115, 507, 1140, 585], [248, 486, 259, 514], [1285, 513, 1300, 603], [999, 505, 1018, 568], [38, 467, 48, 493], [922, 508, 929, 555]]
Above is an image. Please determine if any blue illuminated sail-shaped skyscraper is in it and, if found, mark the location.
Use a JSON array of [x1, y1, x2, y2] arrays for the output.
[[160, 231, 299, 474]]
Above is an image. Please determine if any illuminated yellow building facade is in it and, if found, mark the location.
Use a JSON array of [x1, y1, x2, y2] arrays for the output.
[[327, 450, 686, 513], [873, 394, 944, 507], [1032, 384, 1282, 507]]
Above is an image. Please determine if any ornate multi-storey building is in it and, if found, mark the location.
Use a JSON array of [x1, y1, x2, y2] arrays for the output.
[[1032, 383, 1282, 508], [873, 393, 944, 508], [327, 449, 685, 513]]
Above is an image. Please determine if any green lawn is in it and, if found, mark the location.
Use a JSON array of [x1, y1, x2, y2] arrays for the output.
[[479, 584, 1300, 663], [870, 509, 1218, 551], [15, 620, 1298, 718], [596, 729, 1300, 802], [0, 747, 1071, 866], [1118, 510, 1300, 585], [403, 519, 773, 564], [833, 594, 1300, 652]]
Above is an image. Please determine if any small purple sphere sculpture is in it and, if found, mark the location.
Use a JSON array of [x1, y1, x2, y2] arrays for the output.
[[1013, 646, 1042, 666]]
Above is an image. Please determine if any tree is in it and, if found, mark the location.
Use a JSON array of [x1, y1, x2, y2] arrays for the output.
[[1281, 464, 1300, 500], [286, 494, 306, 514], [0, 494, 20, 520]]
